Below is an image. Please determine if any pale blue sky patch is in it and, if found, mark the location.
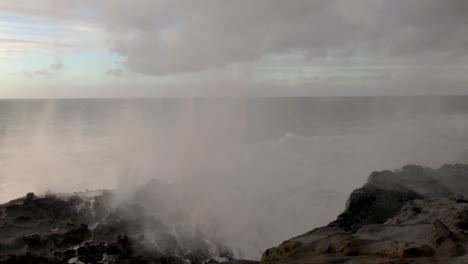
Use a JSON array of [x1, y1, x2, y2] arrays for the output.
[[0, 14, 42, 25]]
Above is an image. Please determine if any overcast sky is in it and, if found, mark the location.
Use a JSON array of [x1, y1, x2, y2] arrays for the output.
[[1, 0, 468, 98]]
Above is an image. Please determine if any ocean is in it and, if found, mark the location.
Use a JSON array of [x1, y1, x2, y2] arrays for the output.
[[1, 96, 468, 257]]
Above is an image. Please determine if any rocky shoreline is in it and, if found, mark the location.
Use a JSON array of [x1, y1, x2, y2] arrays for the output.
[[0, 190, 231, 264], [2, 164, 468, 263], [261, 164, 468, 264]]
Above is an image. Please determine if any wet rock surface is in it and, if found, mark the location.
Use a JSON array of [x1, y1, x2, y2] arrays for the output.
[[3, 163, 468, 264], [0, 190, 231, 264]]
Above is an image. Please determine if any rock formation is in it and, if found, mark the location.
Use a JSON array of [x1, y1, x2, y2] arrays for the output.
[[262, 164, 468, 263], [0, 190, 231, 264], [2, 164, 468, 263]]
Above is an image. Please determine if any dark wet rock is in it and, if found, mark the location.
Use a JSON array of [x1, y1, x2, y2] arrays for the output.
[[76, 242, 107, 263], [23, 234, 42, 248], [0, 190, 232, 264], [5, 163, 468, 264], [329, 183, 421, 232], [60, 223, 91, 247], [13, 216, 32, 223], [1, 253, 53, 264], [24, 193, 35, 204], [399, 244, 434, 258]]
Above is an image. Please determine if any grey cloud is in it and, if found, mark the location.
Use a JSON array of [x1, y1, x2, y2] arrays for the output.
[[361, 0, 468, 57], [50, 63, 64, 71], [35, 70, 53, 77], [22, 71, 34, 78], [24, 63, 65, 78], [104, 1, 354, 75], [23, 70, 53, 78], [0, 0, 97, 21], [5, 0, 468, 77], [95, 0, 468, 75]]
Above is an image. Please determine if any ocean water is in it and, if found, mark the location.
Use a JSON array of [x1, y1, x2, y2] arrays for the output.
[[1, 96, 468, 257]]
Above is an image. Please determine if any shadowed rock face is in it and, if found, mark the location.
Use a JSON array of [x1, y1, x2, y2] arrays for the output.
[[329, 164, 468, 232], [329, 183, 422, 232], [262, 164, 468, 264], [0, 191, 232, 264]]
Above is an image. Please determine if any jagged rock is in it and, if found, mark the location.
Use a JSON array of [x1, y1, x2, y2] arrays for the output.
[[328, 182, 421, 232], [261, 241, 302, 262], [23, 234, 42, 248], [398, 243, 434, 258], [337, 239, 359, 256], [432, 219, 453, 245], [76, 242, 107, 263], [61, 223, 91, 247], [4, 163, 468, 264], [24, 193, 35, 204], [328, 164, 468, 233], [261, 164, 468, 263], [0, 190, 232, 264]]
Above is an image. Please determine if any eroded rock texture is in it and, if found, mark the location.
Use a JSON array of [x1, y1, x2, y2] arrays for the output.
[[3, 164, 468, 264], [0, 191, 231, 264], [262, 164, 468, 264]]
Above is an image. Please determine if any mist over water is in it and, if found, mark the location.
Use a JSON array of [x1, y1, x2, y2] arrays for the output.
[[1, 97, 468, 258]]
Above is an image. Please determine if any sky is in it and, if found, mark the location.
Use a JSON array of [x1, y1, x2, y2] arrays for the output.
[[0, 0, 468, 98]]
